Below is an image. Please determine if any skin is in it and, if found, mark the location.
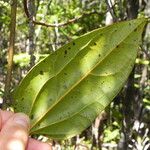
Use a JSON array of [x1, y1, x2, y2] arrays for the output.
[[0, 110, 52, 150]]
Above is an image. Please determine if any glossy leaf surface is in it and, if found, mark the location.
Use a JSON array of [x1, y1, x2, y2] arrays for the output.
[[12, 18, 147, 139]]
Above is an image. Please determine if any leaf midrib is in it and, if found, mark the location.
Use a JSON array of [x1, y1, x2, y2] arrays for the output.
[[30, 62, 130, 132], [31, 21, 144, 129], [30, 100, 103, 133], [29, 37, 95, 115]]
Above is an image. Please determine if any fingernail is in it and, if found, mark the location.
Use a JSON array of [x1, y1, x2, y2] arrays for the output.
[[13, 113, 30, 129]]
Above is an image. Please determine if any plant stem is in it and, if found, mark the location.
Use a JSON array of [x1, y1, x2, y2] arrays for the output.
[[3, 0, 17, 108]]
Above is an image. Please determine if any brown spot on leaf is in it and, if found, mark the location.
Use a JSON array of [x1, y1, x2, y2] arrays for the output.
[[40, 70, 44, 75], [64, 72, 67, 75], [134, 28, 137, 32], [37, 123, 41, 127], [31, 114, 34, 120], [64, 50, 67, 55]]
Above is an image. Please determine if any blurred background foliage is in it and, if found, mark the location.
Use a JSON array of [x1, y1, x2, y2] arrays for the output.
[[0, 0, 150, 149]]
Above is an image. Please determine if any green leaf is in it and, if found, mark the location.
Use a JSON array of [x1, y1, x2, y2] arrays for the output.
[[104, 129, 120, 142], [12, 18, 147, 139]]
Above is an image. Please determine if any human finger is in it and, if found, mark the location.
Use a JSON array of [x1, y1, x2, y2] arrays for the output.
[[27, 138, 52, 150], [0, 113, 30, 150], [0, 109, 14, 130]]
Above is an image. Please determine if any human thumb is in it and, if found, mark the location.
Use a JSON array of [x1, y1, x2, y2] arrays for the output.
[[0, 113, 30, 150]]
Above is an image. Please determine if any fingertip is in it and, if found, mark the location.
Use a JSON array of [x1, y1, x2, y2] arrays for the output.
[[13, 113, 30, 130], [0, 112, 30, 150]]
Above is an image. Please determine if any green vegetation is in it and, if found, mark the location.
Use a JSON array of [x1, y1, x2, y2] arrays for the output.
[[0, 0, 150, 149]]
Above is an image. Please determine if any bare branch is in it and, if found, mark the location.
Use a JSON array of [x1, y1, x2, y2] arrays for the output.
[[24, 0, 117, 28], [23, 0, 103, 28], [23, 0, 30, 18], [32, 11, 102, 27]]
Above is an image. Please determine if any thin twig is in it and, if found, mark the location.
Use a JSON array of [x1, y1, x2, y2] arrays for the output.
[[23, 0, 116, 28], [3, 0, 17, 108], [32, 12, 101, 27], [23, 0, 30, 18], [30, 12, 102, 27]]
